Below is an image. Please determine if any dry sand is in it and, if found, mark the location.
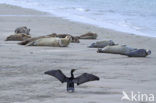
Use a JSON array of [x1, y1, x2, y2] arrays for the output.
[[0, 4, 156, 103]]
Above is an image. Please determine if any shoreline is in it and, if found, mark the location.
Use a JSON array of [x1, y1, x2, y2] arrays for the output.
[[0, 3, 156, 103], [0, 3, 155, 38]]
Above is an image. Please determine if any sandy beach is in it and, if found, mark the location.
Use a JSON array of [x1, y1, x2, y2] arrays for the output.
[[0, 4, 156, 103]]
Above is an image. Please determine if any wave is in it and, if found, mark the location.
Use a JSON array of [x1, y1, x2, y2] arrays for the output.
[[0, 0, 156, 37]]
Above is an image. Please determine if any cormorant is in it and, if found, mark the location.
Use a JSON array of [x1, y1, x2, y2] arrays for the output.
[[44, 69, 99, 92]]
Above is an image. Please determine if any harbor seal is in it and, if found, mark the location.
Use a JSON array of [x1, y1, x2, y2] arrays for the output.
[[18, 33, 79, 45], [97, 45, 133, 55], [18, 35, 50, 45], [88, 40, 115, 48], [79, 32, 98, 39], [127, 49, 151, 57], [27, 36, 71, 47], [15, 26, 30, 35], [97, 45, 151, 57], [48, 33, 80, 43], [5, 33, 31, 41]]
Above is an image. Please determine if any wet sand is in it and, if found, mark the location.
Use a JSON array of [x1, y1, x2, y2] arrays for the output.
[[0, 4, 156, 103]]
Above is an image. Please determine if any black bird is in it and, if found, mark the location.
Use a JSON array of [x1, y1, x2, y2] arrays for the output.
[[44, 69, 99, 92]]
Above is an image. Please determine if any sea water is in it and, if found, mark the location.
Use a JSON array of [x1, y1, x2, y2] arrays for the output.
[[0, 0, 156, 37]]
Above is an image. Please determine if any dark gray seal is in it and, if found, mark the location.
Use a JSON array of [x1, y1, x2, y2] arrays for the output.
[[97, 45, 151, 57], [79, 32, 97, 39], [89, 40, 115, 48], [126, 49, 151, 57], [15, 26, 30, 35], [5, 33, 31, 41]]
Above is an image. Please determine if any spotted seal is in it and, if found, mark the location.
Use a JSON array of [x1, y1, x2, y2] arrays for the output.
[[15, 26, 30, 35], [5, 33, 31, 41], [79, 32, 97, 39], [97, 45, 151, 57], [27, 36, 71, 47], [89, 40, 115, 48]]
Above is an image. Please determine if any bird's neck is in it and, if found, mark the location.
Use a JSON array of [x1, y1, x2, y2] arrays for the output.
[[71, 71, 74, 78]]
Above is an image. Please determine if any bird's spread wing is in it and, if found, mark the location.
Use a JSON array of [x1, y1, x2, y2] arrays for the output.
[[44, 70, 67, 83], [73, 73, 99, 85]]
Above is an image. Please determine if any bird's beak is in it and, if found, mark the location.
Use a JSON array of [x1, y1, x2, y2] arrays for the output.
[[73, 69, 77, 71]]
